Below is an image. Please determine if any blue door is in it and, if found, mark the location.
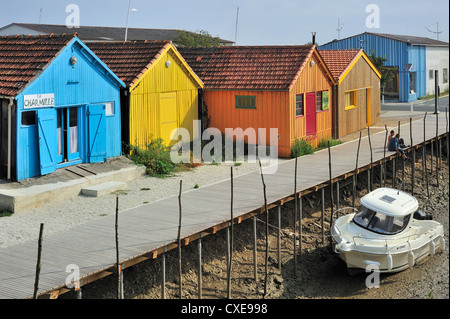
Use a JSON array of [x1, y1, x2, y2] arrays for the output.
[[88, 104, 106, 163], [37, 108, 57, 175]]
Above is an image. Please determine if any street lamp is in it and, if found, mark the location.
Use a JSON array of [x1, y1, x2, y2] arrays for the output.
[[125, 0, 137, 41]]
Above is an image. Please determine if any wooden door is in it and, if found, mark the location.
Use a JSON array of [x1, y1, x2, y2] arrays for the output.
[[305, 92, 316, 137], [366, 88, 371, 126], [160, 92, 178, 146], [88, 104, 106, 163], [37, 108, 57, 175]]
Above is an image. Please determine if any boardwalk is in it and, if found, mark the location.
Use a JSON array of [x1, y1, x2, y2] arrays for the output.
[[0, 114, 448, 299]]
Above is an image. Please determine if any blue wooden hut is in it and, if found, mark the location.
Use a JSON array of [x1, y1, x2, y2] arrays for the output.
[[319, 32, 448, 102], [0, 34, 125, 181]]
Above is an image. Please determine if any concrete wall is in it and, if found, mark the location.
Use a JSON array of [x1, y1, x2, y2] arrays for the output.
[[426, 46, 450, 95]]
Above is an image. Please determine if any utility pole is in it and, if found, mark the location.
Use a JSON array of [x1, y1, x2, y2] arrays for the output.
[[434, 70, 440, 114], [234, 6, 239, 45], [125, 0, 137, 41], [425, 21, 443, 40], [336, 18, 344, 40]]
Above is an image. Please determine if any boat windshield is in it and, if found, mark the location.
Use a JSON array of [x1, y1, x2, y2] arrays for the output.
[[353, 206, 411, 235]]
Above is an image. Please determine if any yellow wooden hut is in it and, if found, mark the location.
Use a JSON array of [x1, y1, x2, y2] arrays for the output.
[[88, 40, 204, 148], [319, 49, 381, 138]]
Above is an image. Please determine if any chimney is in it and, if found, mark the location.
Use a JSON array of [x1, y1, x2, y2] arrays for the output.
[[312, 32, 316, 45]]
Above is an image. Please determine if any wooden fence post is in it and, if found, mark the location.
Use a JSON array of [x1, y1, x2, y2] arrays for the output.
[[353, 131, 362, 209], [161, 248, 166, 299], [115, 197, 122, 299], [384, 125, 388, 187], [321, 187, 325, 243], [423, 114, 427, 181], [299, 194, 303, 258], [394, 121, 400, 188], [258, 160, 269, 296], [277, 205, 281, 270], [198, 234, 202, 299], [293, 156, 298, 274], [227, 167, 234, 299], [368, 127, 373, 190], [436, 112, 439, 187], [177, 180, 183, 299], [410, 118, 415, 195], [253, 216, 258, 283], [328, 141, 334, 249], [33, 223, 44, 299], [424, 113, 430, 198], [446, 107, 449, 167]]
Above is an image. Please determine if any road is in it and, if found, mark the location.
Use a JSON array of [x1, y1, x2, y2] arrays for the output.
[[381, 95, 449, 113]]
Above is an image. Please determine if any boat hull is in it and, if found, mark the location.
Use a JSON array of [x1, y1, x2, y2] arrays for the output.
[[334, 231, 444, 273]]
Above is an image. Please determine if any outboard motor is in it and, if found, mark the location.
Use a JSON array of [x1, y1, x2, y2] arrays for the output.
[[413, 210, 433, 220]]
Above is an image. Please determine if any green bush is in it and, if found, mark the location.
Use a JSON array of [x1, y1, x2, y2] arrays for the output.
[[127, 139, 177, 177], [317, 138, 342, 150], [291, 138, 314, 157], [0, 211, 13, 218]]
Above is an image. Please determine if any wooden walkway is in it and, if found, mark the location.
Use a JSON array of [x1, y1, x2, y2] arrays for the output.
[[0, 114, 448, 299]]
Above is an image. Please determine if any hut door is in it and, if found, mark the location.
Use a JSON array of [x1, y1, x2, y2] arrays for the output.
[[37, 108, 57, 175], [305, 92, 316, 137], [56, 107, 80, 163], [160, 92, 178, 146], [366, 88, 371, 126], [87, 104, 106, 163]]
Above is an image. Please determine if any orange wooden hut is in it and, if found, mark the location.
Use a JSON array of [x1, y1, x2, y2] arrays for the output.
[[319, 49, 381, 138], [179, 45, 335, 157]]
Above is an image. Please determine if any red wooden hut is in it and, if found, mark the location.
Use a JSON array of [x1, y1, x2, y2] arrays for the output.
[[179, 45, 335, 157]]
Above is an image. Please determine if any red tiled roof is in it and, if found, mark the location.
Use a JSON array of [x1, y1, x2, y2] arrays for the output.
[[86, 40, 172, 86], [318, 49, 361, 80], [0, 34, 75, 96], [178, 45, 315, 90]]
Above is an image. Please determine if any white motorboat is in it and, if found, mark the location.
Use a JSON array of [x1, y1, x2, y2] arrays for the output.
[[331, 187, 445, 273]]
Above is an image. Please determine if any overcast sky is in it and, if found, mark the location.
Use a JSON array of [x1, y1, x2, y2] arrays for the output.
[[1, 0, 448, 45]]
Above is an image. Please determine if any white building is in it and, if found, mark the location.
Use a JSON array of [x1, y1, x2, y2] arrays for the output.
[[426, 44, 449, 96]]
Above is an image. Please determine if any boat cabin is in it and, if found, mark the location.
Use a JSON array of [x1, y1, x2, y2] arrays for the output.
[[352, 188, 419, 235]]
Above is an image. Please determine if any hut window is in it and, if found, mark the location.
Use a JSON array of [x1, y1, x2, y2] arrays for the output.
[[443, 68, 448, 84], [410, 72, 417, 94], [316, 91, 323, 112], [21, 111, 37, 126], [69, 107, 79, 154], [322, 91, 329, 111], [295, 94, 304, 117], [235, 96, 256, 109], [345, 90, 357, 110], [105, 102, 114, 116]]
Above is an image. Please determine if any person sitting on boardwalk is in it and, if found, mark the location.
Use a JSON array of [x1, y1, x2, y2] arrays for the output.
[[388, 134, 408, 160], [398, 137, 409, 149], [386, 130, 395, 149]]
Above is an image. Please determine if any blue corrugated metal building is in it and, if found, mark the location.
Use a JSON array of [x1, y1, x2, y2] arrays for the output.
[[0, 34, 125, 181], [319, 32, 447, 102]]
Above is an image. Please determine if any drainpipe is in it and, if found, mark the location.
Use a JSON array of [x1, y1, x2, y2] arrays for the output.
[[6, 97, 14, 180]]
